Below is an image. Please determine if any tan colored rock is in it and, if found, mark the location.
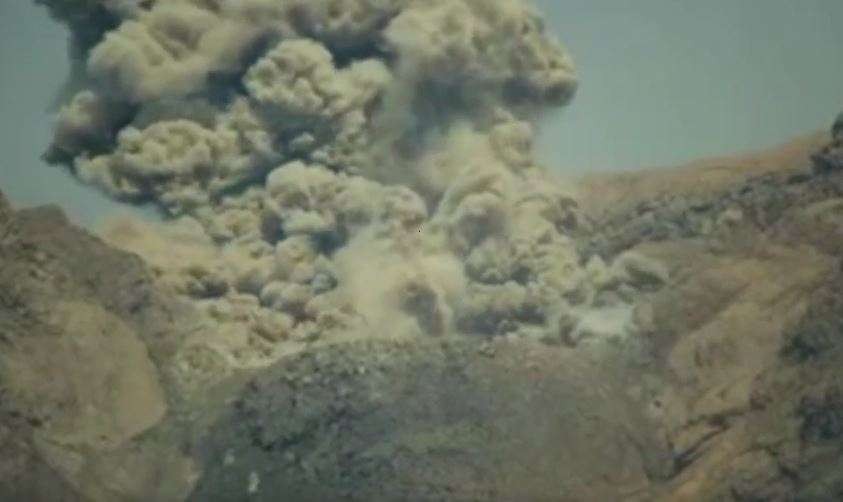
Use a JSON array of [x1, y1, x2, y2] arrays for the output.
[[661, 246, 831, 430], [577, 131, 828, 215], [34, 437, 198, 502], [2, 301, 166, 450]]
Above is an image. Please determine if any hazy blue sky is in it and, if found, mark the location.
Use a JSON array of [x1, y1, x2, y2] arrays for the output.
[[0, 0, 135, 225], [1, 1, 842, 226], [533, 0, 843, 172]]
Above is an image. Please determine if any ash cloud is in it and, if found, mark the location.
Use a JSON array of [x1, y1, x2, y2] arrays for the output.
[[38, 0, 660, 368]]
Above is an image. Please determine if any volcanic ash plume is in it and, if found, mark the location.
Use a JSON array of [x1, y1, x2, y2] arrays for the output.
[[39, 0, 665, 373]]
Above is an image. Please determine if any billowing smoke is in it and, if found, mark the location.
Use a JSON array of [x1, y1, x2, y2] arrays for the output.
[[39, 0, 663, 372]]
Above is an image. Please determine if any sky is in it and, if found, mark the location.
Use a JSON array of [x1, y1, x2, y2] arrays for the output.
[[1, 0, 842, 227], [0, 0, 136, 226], [533, 0, 843, 172]]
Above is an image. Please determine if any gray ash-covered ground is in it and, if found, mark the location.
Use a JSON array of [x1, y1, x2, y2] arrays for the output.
[[189, 338, 668, 501]]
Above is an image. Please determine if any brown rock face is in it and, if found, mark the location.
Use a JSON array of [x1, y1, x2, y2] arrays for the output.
[[577, 121, 843, 501], [4, 301, 167, 450], [0, 194, 196, 501]]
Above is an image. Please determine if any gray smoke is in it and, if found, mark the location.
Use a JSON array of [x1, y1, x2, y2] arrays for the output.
[[38, 0, 663, 377]]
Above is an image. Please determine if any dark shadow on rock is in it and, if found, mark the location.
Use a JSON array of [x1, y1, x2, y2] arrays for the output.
[[189, 338, 670, 501]]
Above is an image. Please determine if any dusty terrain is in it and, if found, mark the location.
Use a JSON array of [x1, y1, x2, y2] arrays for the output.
[[2, 118, 843, 501], [580, 121, 843, 501]]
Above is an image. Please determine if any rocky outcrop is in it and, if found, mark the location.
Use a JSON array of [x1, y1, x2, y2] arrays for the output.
[[811, 112, 843, 173], [0, 194, 196, 501], [577, 118, 843, 501]]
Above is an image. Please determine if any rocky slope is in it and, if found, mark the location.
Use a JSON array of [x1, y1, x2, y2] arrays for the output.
[[1, 118, 842, 501], [580, 122, 843, 501], [0, 194, 201, 501]]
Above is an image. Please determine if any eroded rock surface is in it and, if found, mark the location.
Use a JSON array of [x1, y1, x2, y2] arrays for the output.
[[0, 194, 196, 501], [577, 121, 843, 501]]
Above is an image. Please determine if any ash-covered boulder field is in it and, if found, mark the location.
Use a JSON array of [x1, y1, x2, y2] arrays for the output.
[[0, 0, 841, 500]]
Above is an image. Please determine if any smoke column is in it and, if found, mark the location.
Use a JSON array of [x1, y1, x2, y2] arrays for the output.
[[38, 0, 664, 374]]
